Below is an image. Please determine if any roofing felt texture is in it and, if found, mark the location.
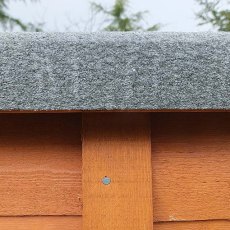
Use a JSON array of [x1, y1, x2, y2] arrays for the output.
[[0, 32, 230, 111]]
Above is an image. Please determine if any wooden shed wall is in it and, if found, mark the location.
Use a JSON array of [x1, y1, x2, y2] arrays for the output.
[[0, 113, 229, 229]]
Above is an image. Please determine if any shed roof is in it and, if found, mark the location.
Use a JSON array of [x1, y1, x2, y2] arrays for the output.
[[0, 32, 229, 111]]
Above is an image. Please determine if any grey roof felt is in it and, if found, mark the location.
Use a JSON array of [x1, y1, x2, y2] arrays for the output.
[[0, 32, 230, 111]]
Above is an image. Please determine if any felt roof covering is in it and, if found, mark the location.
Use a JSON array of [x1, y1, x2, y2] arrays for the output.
[[0, 32, 229, 111]]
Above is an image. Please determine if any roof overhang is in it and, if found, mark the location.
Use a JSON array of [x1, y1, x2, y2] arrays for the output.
[[0, 32, 229, 111]]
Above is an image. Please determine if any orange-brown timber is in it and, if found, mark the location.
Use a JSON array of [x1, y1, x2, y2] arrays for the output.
[[82, 113, 153, 230], [0, 216, 82, 230], [152, 113, 230, 222], [0, 114, 82, 215]]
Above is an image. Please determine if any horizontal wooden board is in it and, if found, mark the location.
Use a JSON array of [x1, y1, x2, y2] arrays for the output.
[[0, 216, 81, 230], [152, 113, 230, 222], [0, 114, 82, 215], [0, 217, 229, 230], [154, 220, 230, 230]]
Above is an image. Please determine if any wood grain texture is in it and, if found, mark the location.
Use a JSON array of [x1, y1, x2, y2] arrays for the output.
[[152, 113, 230, 222], [1, 111, 229, 226], [154, 220, 230, 230], [0, 216, 82, 230], [82, 113, 153, 230], [0, 217, 229, 230], [0, 114, 82, 215]]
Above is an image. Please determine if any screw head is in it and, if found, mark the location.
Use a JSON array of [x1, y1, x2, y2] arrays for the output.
[[102, 176, 111, 185]]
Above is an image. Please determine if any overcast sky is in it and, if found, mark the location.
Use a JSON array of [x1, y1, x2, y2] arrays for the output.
[[8, 0, 212, 32]]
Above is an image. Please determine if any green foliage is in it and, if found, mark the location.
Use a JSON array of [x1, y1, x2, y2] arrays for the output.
[[0, 0, 42, 31], [91, 0, 160, 31], [196, 0, 230, 31]]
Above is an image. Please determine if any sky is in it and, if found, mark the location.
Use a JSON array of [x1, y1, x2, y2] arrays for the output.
[[8, 0, 213, 32]]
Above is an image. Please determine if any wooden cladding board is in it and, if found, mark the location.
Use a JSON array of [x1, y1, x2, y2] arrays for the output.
[[152, 113, 230, 222], [0, 216, 82, 230], [0, 114, 82, 215], [0, 217, 229, 230], [82, 113, 153, 230], [154, 220, 230, 230]]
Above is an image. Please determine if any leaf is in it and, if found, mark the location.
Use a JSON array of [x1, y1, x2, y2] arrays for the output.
[[91, 0, 160, 31]]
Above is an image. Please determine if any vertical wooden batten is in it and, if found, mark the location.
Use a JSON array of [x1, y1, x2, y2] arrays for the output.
[[82, 113, 153, 230]]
